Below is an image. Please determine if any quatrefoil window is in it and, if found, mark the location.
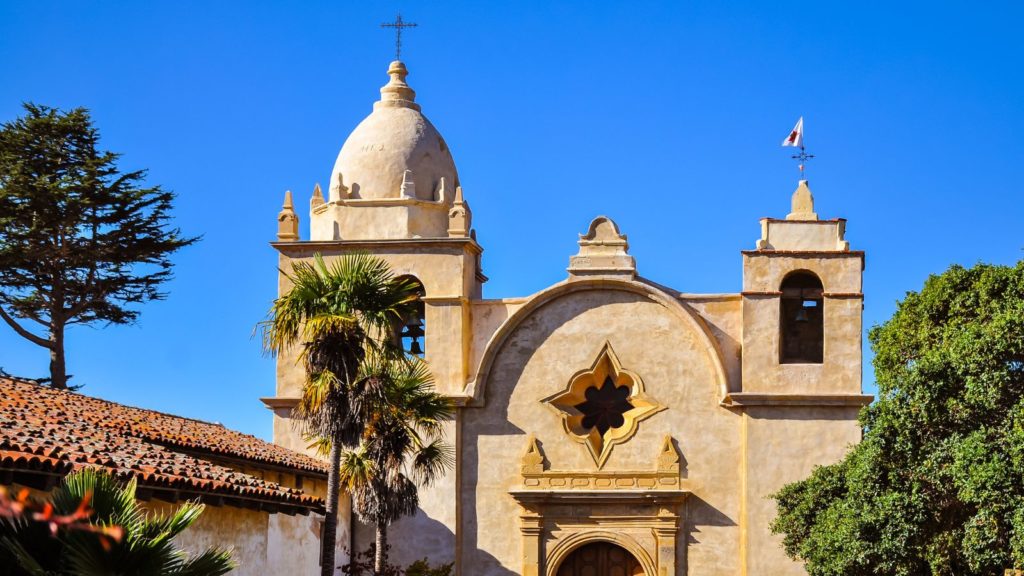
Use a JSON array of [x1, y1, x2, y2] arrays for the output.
[[542, 342, 665, 467], [576, 377, 634, 435]]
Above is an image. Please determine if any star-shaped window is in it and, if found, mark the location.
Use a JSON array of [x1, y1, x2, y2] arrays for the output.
[[542, 343, 665, 467]]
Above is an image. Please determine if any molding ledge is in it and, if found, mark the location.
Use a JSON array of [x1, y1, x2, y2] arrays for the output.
[[721, 393, 873, 408], [260, 397, 299, 417], [509, 489, 689, 506]]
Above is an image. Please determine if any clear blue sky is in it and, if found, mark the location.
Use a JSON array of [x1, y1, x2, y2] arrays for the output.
[[2, 1, 1022, 440]]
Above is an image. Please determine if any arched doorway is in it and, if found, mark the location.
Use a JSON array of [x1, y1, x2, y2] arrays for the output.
[[555, 541, 644, 576]]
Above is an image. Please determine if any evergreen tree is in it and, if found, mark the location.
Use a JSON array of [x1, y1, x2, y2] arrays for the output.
[[772, 261, 1024, 575], [0, 103, 197, 388]]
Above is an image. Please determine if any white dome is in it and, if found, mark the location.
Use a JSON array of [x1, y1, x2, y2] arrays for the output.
[[328, 61, 459, 202]]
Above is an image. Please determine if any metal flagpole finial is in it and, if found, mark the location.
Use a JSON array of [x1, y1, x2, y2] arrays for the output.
[[781, 116, 814, 178], [381, 13, 418, 61]]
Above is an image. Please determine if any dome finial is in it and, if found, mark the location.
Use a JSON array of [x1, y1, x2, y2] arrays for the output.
[[376, 61, 420, 111]]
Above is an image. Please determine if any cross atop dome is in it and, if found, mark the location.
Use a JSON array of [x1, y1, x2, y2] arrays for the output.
[[381, 13, 417, 61]]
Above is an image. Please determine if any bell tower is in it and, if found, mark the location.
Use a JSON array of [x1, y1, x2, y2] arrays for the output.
[[739, 180, 863, 396], [265, 60, 485, 461]]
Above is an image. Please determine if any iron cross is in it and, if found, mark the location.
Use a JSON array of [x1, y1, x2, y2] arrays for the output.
[[381, 13, 417, 61]]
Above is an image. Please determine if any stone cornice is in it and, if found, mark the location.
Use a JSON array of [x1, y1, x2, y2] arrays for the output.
[[509, 489, 689, 506], [271, 237, 484, 255], [721, 393, 873, 408], [741, 249, 865, 258]]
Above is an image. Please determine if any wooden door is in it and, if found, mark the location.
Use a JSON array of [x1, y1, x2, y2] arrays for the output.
[[555, 542, 644, 576]]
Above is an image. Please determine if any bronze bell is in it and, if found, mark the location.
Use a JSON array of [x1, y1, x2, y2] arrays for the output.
[[401, 318, 425, 355], [407, 338, 423, 356], [795, 306, 810, 323]]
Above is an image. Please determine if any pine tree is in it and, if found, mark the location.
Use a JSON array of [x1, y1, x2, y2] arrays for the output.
[[0, 103, 198, 389]]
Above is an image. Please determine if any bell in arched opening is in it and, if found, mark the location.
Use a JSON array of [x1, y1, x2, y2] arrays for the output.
[[780, 271, 824, 364]]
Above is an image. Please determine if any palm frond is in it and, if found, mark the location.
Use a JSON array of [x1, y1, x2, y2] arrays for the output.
[[171, 547, 237, 576], [411, 440, 456, 487]]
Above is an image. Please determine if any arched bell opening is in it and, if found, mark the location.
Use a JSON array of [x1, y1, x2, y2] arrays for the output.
[[394, 276, 426, 358], [779, 270, 824, 364], [555, 541, 645, 576]]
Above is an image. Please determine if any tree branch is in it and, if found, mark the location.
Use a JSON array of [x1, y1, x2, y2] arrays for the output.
[[0, 305, 52, 349]]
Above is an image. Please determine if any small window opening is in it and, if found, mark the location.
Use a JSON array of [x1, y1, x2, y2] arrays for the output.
[[396, 277, 426, 357], [780, 271, 824, 364]]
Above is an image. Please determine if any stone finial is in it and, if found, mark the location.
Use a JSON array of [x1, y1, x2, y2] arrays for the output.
[[376, 60, 421, 111], [786, 179, 818, 220], [656, 436, 681, 473], [521, 434, 546, 475], [434, 176, 448, 203], [329, 173, 348, 203], [568, 216, 636, 278], [448, 185, 472, 237], [276, 190, 299, 242], [399, 170, 416, 199], [310, 183, 325, 209]]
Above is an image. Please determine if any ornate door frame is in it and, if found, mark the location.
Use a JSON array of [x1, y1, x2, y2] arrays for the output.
[[510, 435, 688, 576]]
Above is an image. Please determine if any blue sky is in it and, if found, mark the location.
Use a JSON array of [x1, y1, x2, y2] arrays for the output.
[[1, 1, 1022, 439]]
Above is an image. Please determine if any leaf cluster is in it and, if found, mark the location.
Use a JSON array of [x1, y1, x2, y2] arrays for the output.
[[0, 103, 198, 339], [772, 261, 1024, 575], [341, 545, 453, 576], [260, 253, 420, 447], [337, 355, 455, 529], [0, 468, 234, 576]]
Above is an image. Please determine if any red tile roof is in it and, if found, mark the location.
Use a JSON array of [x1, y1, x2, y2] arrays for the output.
[[0, 377, 326, 513]]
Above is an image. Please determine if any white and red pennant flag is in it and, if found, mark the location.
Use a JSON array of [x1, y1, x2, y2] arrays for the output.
[[782, 116, 804, 147]]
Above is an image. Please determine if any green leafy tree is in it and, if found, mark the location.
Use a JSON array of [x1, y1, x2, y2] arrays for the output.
[[0, 103, 198, 389], [0, 468, 234, 575], [260, 253, 418, 576], [772, 261, 1024, 575], [335, 355, 454, 576]]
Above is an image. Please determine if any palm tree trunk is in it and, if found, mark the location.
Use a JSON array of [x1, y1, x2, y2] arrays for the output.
[[374, 523, 387, 576], [321, 438, 343, 576]]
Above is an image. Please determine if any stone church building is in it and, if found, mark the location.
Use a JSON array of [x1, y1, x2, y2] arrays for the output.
[[265, 59, 871, 575]]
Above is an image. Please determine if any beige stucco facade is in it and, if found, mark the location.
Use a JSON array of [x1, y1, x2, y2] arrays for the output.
[[266, 60, 870, 575]]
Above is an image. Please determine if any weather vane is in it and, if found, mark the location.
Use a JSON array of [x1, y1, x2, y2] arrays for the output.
[[381, 13, 417, 61], [782, 116, 814, 177]]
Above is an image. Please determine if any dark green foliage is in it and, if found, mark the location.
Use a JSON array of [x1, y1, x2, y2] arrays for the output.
[[772, 261, 1024, 575], [0, 103, 198, 389], [0, 468, 234, 575], [259, 253, 420, 576], [337, 355, 454, 574], [341, 545, 453, 576]]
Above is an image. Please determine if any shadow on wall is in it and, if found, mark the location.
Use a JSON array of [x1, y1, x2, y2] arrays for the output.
[[680, 494, 738, 574], [352, 508, 457, 570]]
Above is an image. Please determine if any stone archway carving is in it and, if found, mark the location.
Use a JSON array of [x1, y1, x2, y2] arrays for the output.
[[547, 532, 653, 576]]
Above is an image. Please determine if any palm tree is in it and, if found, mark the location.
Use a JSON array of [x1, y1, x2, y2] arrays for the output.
[[0, 468, 234, 575], [337, 355, 454, 576], [260, 253, 418, 576]]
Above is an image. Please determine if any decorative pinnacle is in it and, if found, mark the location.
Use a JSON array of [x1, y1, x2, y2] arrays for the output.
[[277, 190, 299, 242], [786, 180, 818, 221], [381, 13, 417, 61], [310, 183, 325, 208], [377, 60, 419, 111]]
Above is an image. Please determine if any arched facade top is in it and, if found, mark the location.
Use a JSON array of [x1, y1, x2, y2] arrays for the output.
[[544, 530, 656, 576], [466, 276, 730, 406]]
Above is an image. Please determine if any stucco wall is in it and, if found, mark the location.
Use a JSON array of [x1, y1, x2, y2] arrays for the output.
[[150, 500, 344, 575], [459, 286, 742, 575]]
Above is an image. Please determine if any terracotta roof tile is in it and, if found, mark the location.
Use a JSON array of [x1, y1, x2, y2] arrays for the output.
[[0, 377, 324, 512]]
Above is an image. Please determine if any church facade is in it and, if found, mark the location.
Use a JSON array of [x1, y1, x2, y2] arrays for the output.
[[264, 59, 871, 576]]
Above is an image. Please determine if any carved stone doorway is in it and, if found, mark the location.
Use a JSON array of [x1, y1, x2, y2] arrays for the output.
[[555, 542, 644, 576]]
